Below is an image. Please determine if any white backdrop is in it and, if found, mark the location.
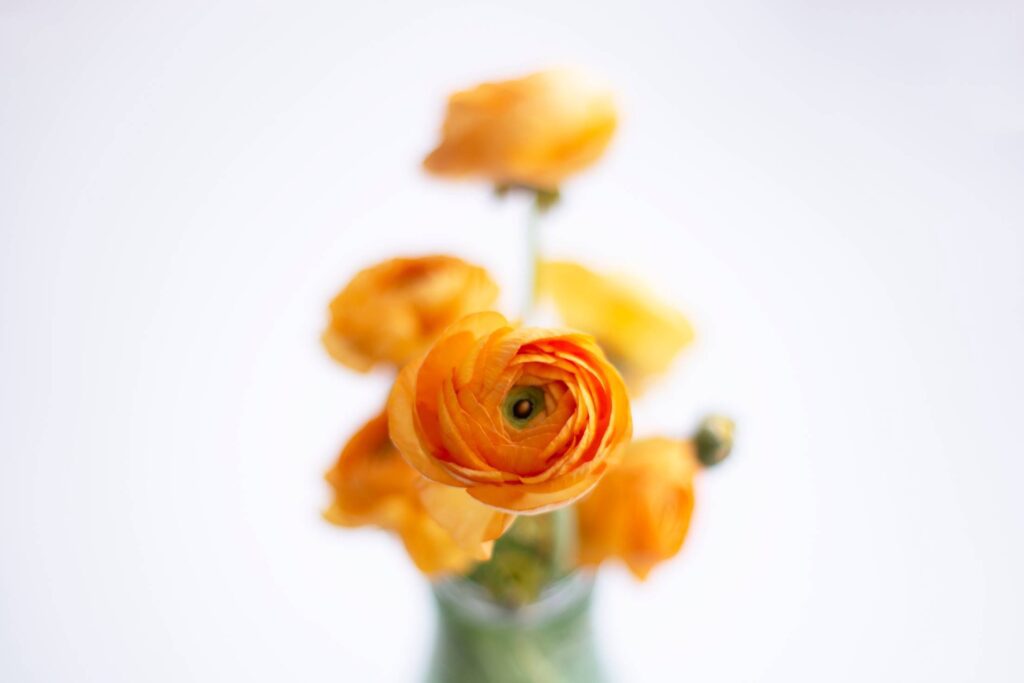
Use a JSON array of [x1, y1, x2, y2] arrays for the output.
[[2, 1, 1022, 681]]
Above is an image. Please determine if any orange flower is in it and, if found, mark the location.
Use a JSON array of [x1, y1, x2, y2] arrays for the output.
[[538, 260, 694, 390], [324, 411, 481, 575], [323, 256, 499, 373], [577, 437, 699, 580], [423, 69, 617, 190], [388, 311, 632, 550]]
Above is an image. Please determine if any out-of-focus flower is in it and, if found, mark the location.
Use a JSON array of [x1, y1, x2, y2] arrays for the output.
[[324, 411, 481, 575], [388, 311, 632, 550], [322, 256, 499, 373], [323, 411, 416, 530], [576, 437, 699, 580], [538, 260, 694, 390], [423, 69, 617, 191]]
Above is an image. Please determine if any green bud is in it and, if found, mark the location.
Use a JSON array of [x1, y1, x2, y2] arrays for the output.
[[694, 414, 735, 467]]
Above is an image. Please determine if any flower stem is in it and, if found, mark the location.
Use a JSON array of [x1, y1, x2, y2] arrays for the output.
[[466, 507, 577, 608], [522, 200, 543, 323]]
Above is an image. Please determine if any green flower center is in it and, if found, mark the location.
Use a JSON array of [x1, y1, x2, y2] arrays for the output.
[[503, 386, 545, 428]]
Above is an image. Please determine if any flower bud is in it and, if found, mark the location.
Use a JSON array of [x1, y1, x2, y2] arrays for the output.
[[694, 415, 735, 468]]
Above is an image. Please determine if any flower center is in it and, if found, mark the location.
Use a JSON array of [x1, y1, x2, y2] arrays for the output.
[[503, 386, 545, 428], [513, 399, 533, 419]]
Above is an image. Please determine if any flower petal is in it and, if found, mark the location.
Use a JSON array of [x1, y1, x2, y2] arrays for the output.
[[417, 479, 515, 557]]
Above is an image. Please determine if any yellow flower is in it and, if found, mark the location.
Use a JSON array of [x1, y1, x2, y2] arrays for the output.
[[577, 437, 699, 580], [388, 311, 632, 552], [323, 256, 499, 373], [538, 260, 694, 390], [324, 411, 480, 575], [423, 69, 617, 191]]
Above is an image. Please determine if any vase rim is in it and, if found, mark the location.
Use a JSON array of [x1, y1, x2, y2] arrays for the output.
[[432, 570, 595, 626]]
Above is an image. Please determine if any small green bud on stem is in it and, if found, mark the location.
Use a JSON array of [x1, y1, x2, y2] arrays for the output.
[[694, 414, 735, 468]]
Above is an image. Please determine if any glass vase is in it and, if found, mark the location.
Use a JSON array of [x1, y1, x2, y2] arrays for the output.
[[426, 572, 605, 683]]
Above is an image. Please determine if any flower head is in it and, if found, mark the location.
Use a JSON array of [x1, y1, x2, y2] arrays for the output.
[[424, 69, 617, 191], [323, 256, 499, 373], [577, 437, 699, 579], [388, 311, 632, 548]]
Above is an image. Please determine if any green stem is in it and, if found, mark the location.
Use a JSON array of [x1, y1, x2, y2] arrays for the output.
[[466, 508, 576, 608], [522, 201, 543, 323]]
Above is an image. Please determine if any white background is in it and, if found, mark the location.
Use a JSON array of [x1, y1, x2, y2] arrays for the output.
[[2, 1, 1022, 681]]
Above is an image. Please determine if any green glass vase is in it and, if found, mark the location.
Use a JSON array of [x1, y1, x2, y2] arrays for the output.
[[426, 571, 605, 683]]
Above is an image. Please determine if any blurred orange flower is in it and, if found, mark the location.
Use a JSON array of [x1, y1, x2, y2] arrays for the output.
[[388, 311, 632, 549], [324, 411, 481, 575], [423, 69, 617, 191], [323, 256, 499, 373], [577, 437, 699, 580], [538, 260, 694, 390]]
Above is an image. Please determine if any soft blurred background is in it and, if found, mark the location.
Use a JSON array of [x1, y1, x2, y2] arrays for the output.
[[2, 1, 1022, 680]]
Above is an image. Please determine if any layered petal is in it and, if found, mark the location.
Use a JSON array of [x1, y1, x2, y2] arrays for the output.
[[323, 412, 417, 529], [387, 311, 632, 543], [323, 256, 499, 372], [423, 69, 617, 190], [577, 437, 699, 580], [417, 479, 513, 558], [323, 411, 484, 576], [397, 511, 479, 575]]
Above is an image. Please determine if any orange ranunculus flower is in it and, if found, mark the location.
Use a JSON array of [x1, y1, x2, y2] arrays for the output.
[[324, 411, 481, 575], [387, 311, 632, 550], [322, 256, 499, 373], [577, 437, 699, 580], [538, 260, 694, 390], [423, 69, 618, 191]]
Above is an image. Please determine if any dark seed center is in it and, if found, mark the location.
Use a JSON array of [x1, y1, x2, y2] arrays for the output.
[[512, 398, 534, 419]]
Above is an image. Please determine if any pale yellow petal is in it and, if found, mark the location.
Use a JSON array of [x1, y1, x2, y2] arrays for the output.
[[417, 478, 515, 558], [538, 260, 694, 387]]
